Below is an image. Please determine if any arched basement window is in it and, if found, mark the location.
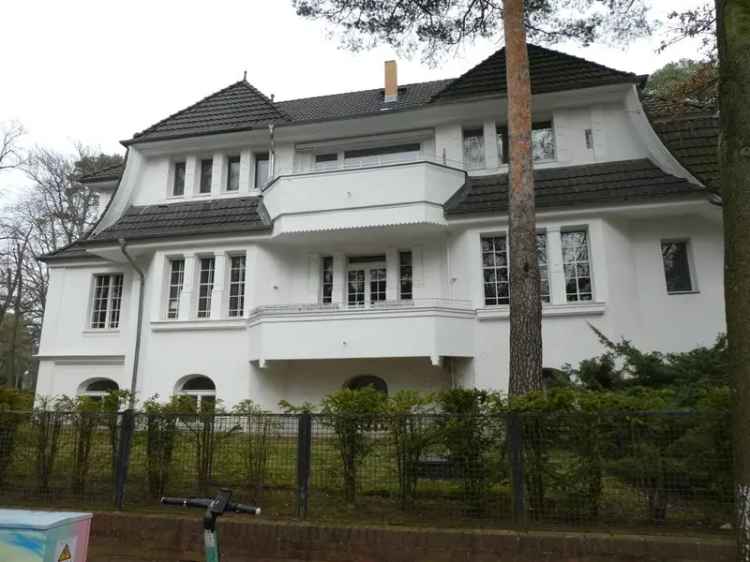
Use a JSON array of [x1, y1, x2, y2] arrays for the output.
[[345, 375, 388, 395], [177, 375, 217, 412], [78, 378, 119, 402]]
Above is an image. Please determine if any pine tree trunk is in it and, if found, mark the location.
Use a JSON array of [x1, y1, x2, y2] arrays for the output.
[[503, 0, 543, 397], [716, 1, 750, 560]]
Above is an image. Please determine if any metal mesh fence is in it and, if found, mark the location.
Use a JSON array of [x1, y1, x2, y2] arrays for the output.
[[0, 409, 733, 530]]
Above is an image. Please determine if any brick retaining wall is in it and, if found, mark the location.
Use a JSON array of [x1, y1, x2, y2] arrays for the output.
[[89, 512, 734, 562]]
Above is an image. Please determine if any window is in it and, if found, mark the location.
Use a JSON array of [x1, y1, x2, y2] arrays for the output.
[[585, 129, 594, 150], [228, 255, 246, 317], [562, 230, 593, 302], [399, 251, 413, 300], [662, 240, 694, 293], [315, 153, 338, 171], [481, 235, 509, 305], [370, 268, 387, 304], [167, 259, 185, 319], [254, 153, 269, 189], [199, 159, 213, 194], [497, 121, 556, 164], [226, 156, 241, 191], [537, 234, 551, 303], [90, 274, 124, 329], [172, 161, 186, 196], [347, 255, 386, 307], [346, 375, 388, 395], [347, 270, 365, 306], [196, 257, 215, 318], [177, 375, 216, 412], [463, 128, 485, 169], [78, 379, 119, 402], [343, 144, 420, 167], [321, 256, 333, 304]]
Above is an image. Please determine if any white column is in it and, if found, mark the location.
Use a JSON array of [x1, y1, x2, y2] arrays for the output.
[[211, 153, 224, 196], [211, 251, 227, 320], [331, 253, 345, 305], [239, 149, 252, 194], [483, 121, 499, 170], [546, 227, 566, 305], [385, 248, 398, 301], [178, 253, 196, 320]]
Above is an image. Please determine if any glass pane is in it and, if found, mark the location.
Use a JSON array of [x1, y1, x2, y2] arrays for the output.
[[463, 129, 485, 169], [662, 241, 693, 292], [227, 156, 240, 191], [532, 125, 555, 161], [200, 159, 213, 193], [173, 162, 185, 196], [254, 153, 269, 188]]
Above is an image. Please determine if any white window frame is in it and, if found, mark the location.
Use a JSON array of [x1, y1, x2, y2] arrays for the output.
[[399, 251, 413, 301], [320, 256, 334, 304], [196, 256, 215, 319], [177, 375, 216, 412], [171, 160, 186, 198], [166, 258, 185, 319], [661, 238, 698, 294], [346, 257, 387, 307], [89, 273, 124, 330], [480, 234, 510, 306], [227, 254, 247, 317], [561, 228, 594, 302]]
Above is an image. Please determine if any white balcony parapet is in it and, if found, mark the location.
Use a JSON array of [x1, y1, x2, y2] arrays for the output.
[[248, 298, 475, 365], [262, 159, 466, 235]]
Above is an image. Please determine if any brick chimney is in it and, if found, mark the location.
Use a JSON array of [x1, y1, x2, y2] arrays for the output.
[[384, 60, 398, 103]]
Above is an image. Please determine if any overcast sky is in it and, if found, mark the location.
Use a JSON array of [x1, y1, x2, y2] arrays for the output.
[[0, 0, 707, 200]]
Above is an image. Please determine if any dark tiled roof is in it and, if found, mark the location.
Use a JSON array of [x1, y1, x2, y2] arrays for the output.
[[642, 97, 719, 192], [276, 79, 453, 123], [38, 243, 94, 262], [432, 44, 638, 102], [87, 196, 271, 243], [128, 81, 291, 144], [79, 163, 125, 183], [445, 159, 705, 216]]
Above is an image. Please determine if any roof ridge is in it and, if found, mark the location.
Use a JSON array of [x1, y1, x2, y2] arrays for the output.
[[238, 80, 292, 122], [276, 78, 455, 104]]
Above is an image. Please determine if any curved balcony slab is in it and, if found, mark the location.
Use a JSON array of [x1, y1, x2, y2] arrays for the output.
[[248, 299, 475, 365], [262, 161, 466, 235]]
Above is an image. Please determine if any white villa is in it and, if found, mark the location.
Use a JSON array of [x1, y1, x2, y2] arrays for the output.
[[36, 45, 723, 410]]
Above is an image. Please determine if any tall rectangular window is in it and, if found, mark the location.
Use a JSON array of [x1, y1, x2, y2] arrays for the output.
[[228, 255, 247, 317], [196, 257, 215, 318], [497, 121, 556, 164], [481, 235, 509, 305], [90, 274, 124, 329], [254, 153, 269, 189], [562, 230, 593, 302], [226, 156, 241, 191], [662, 240, 694, 293], [321, 256, 333, 304], [463, 128, 485, 169], [172, 161, 186, 196], [399, 251, 413, 300], [199, 158, 213, 194], [370, 268, 387, 304], [167, 259, 185, 319], [537, 234, 550, 303]]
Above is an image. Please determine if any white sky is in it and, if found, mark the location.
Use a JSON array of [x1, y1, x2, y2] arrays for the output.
[[0, 0, 707, 201]]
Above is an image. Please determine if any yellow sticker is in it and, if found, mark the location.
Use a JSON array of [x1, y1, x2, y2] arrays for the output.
[[58, 543, 72, 561]]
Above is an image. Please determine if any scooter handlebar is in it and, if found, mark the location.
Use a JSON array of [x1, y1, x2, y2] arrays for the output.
[[230, 503, 261, 515], [160, 496, 259, 515]]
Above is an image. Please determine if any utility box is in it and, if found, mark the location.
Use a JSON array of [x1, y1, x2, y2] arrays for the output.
[[0, 509, 92, 562]]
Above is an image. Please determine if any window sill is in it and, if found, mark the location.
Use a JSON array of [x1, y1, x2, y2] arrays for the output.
[[82, 329, 121, 336], [477, 301, 606, 321], [667, 290, 700, 295], [151, 319, 247, 332]]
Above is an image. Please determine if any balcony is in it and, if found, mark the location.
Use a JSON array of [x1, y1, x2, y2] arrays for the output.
[[262, 158, 466, 235], [247, 299, 475, 367]]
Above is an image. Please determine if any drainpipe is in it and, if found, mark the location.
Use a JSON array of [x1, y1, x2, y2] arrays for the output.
[[118, 238, 145, 410]]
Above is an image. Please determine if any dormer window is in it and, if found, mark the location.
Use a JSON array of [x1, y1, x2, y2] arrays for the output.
[[199, 159, 213, 194], [254, 153, 269, 189], [172, 161, 186, 196], [226, 156, 241, 192], [497, 121, 556, 164]]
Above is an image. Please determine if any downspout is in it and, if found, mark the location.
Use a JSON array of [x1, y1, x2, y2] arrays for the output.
[[118, 238, 145, 410]]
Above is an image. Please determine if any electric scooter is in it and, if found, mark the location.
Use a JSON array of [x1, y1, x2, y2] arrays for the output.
[[161, 488, 260, 562]]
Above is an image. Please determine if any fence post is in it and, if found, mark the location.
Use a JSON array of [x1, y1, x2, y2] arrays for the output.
[[507, 412, 525, 523], [296, 412, 312, 518], [114, 409, 135, 510]]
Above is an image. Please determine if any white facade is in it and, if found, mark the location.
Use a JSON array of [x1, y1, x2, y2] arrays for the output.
[[35, 55, 724, 411]]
